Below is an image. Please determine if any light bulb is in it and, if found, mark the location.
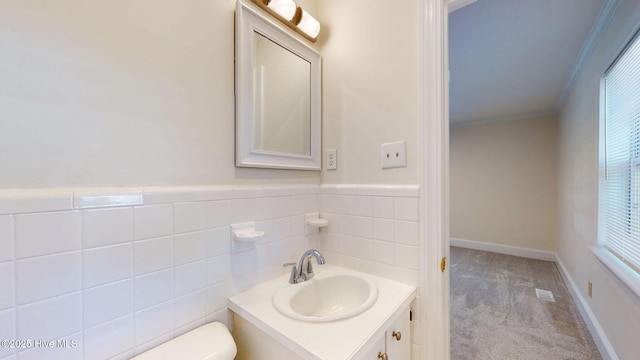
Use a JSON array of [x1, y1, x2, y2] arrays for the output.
[[296, 8, 320, 39], [267, 0, 296, 21]]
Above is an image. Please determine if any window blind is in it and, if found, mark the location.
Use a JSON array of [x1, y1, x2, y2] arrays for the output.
[[602, 30, 640, 275]]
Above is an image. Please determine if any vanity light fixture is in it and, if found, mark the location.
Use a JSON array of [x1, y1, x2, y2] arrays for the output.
[[264, 0, 296, 20], [252, 0, 321, 43], [294, 8, 321, 40]]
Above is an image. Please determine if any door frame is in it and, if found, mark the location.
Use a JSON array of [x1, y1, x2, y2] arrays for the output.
[[419, 0, 450, 358]]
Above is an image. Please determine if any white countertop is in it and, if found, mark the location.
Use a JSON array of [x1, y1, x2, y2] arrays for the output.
[[227, 264, 416, 359]]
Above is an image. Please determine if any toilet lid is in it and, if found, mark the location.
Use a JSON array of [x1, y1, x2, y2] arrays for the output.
[[131, 322, 237, 360]]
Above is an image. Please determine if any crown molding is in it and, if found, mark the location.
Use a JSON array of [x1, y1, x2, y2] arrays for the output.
[[450, 110, 557, 129], [447, 0, 477, 13], [556, 0, 621, 110]]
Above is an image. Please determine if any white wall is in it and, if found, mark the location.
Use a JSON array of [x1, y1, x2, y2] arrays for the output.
[[318, 0, 420, 185], [557, 0, 640, 358], [0, 0, 320, 188], [450, 115, 558, 252]]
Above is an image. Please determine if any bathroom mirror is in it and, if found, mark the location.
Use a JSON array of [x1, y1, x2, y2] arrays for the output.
[[235, 0, 322, 170]]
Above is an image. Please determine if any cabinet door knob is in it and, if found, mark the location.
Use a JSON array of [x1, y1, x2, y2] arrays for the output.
[[392, 331, 401, 341], [377, 352, 388, 360]]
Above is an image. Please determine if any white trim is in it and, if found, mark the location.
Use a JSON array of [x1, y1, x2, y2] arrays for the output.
[[450, 110, 557, 129], [420, 0, 450, 359], [450, 237, 556, 261], [591, 246, 640, 300], [555, 254, 619, 360], [0, 185, 323, 214], [555, 0, 621, 110], [73, 190, 143, 209], [319, 184, 419, 197], [0, 189, 74, 215], [447, 0, 476, 13]]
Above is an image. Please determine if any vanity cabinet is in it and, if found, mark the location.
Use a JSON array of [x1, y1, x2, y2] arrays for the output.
[[228, 264, 416, 360], [356, 307, 411, 360]]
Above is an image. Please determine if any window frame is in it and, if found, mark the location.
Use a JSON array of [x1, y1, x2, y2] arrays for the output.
[[595, 27, 640, 299]]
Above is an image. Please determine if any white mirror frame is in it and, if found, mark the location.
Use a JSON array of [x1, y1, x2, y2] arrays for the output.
[[235, 0, 322, 170]]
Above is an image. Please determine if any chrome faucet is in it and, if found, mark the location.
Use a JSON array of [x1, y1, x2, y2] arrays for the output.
[[284, 249, 326, 284]]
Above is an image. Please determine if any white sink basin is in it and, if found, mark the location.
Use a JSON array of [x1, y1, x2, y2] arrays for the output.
[[272, 273, 378, 322]]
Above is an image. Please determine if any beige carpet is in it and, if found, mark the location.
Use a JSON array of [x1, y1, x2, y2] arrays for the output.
[[450, 247, 602, 360]]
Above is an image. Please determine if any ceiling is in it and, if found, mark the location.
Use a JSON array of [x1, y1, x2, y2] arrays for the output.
[[448, 0, 605, 126]]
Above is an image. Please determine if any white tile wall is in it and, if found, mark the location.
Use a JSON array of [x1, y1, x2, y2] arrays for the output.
[[133, 236, 173, 275], [15, 211, 81, 259], [174, 289, 207, 328], [0, 184, 420, 360], [318, 184, 421, 359], [0, 216, 14, 263], [206, 255, 231, 285], [17, 292, 83, 341], [83, 280, 133, 328], [394, 197, 420, 222], [83, 315, 133, 360], [395, 220, 420, 246], [134, 301, 174, 346], [319, 185, 420, 282], [82, 207, 132, 249], [17, 331, 83, 360], [0, 263, 15, 310], [174, 232, 208, 266], [0, 309, 16, 358], [174, 261, 207, 296], [0, 185, 322, 359], [133, 205, 173, 241], [373, 196, 394, 219], [16, 252, 81, 305], [134, 269, 174, 311], [205, 200, 232, 229], [173, 202, 207, 234], [82, 244, 133, 288]]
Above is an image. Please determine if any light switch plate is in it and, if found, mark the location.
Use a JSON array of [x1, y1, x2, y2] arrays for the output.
[[381, 141, 406, 169], [326, 149, 337, 170]]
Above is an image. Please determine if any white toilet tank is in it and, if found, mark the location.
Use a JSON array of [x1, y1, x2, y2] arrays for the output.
[[131, 322, 237, 360]]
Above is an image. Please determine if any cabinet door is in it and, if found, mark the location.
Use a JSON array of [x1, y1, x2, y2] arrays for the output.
[[353, 332, 386, 360], [385, 308, 411, 359]]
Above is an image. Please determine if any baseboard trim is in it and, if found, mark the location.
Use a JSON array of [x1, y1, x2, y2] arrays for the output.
[[450, 237, 618, 360], [554, 256, 618, 360], [450, 237, 556, 261]]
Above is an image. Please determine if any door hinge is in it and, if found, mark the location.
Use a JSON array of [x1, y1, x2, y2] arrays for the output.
[[440, 256, 446, 272]]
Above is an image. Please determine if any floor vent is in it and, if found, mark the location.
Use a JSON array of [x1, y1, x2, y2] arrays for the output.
[[535, 288, 556, 302]]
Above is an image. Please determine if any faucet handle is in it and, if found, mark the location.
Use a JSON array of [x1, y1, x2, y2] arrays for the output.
[[305, 258, 315, 279], [283, 262, 298, 284]]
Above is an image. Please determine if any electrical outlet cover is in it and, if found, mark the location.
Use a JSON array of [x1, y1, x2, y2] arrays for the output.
[[326, 149, 337, 170], [381, 141, 407, 169]]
